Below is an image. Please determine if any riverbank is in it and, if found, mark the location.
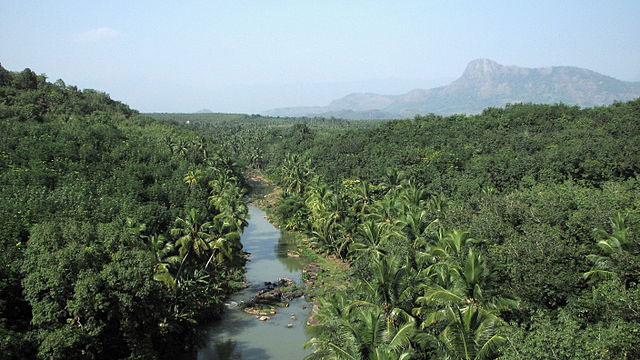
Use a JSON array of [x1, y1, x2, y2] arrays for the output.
[[245, 171, 352, 323], [196, 205, 311, 359]]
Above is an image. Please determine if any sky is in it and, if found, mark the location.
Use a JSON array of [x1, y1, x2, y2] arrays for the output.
[[1, 0, 639, 113]]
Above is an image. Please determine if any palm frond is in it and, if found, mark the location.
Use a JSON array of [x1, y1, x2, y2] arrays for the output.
[[385, 322, 414, 353], [327, 342, 359, 360], [474, 335, 506, 360]]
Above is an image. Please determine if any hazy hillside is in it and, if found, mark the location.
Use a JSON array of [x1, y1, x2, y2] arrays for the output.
[[263, 59, 640, 119]]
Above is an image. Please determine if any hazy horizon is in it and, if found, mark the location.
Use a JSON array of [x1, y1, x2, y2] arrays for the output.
[[2, 1, 639, 113]]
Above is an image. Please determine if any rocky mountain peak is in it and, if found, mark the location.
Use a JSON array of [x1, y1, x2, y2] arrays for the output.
[[461, 58, 504, 79], [263, 59, 640, 119]]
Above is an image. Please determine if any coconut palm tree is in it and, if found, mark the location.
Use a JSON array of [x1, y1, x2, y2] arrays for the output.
[[413, 248, 517, 360], [204, 222, 241, 270], [143, 234, 181, 292], [306, 181, 333, 220], [213, 189, 248, 232], [424, 304, 507, 360], [170, 138, 190, 157], [183, 169, 202, 189], [426, 194, 447, 219], [398, 209, 441, 271], [371, 194, 403, 224], [306, 295, 416, 360], [170, 208, 213, 281], [416, 249, 518, 316], [382, 168, 405, 190], [361, 257, 412, 317], [399, 183, 428, 210], [210, 213, 242, 267], [584, 213, 635, 282], [351, 221, 398, 261], [354, 181, 375, 216], [279, 153, 314, 195], [428, 229, 476, 261], [208, 168, 238, 196], [310, 215, 337, 250]]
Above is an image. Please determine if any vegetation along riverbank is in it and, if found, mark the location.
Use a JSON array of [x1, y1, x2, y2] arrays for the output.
[[246, 171, 353, 324]]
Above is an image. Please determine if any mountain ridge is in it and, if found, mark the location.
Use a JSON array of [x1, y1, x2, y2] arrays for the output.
[[262, 59, 640, 119]]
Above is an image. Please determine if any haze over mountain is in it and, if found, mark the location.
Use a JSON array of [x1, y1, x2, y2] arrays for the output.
[[263, 59, 640, 119]]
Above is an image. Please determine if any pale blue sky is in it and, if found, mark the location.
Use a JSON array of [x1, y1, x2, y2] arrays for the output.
[[1, 1, 639, 113]]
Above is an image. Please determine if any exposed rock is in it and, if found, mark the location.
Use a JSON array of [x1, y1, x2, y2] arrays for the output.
[[243, 306, 276, 316], [302, 263, 324, 296], [256, 289, 281, 303], [241, 277, 305, 314], [306, 304, 320, 326]]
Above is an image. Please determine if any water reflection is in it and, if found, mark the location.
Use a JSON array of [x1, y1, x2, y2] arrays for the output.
[[209, 340, 241, 360], [276, 233, 307, 273]]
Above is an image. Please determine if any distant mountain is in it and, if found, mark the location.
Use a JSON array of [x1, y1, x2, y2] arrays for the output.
[[262, 59, 640, 119], [195, 108, 213, 113]]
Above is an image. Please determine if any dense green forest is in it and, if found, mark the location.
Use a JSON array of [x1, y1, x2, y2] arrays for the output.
[[147, 112, 386, 129], [0, 66, 251, 359], [146, 113, 386, 173], [2, 63, 639, 360], [170, 100, 640, 359]]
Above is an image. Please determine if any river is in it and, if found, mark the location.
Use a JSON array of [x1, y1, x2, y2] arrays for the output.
[[196, 205, 312, 359]]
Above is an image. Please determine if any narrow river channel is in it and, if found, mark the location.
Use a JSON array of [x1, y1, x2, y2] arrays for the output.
[[196, 205, 312, 359]]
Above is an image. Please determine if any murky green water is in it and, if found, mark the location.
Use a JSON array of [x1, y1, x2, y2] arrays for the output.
[[196, 205, 311, 360]]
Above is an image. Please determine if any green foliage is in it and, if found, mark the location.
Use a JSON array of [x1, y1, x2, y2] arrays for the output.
[[4, 61, 639, 359], [502, 281, 640, 360], [0, 65, 249, 359], [187, 98, 639, 359]]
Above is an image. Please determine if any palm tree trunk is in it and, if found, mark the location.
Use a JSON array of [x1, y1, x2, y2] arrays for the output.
[[204, 249, 217, 270]]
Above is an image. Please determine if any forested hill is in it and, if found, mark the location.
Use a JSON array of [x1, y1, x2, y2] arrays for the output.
[[275, 101, 640, 359], [0, 66, 250, 359]]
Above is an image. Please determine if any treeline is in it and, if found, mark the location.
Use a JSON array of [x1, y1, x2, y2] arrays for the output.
[[0, 66, 249, 359], [172, 99, 640, 358], [166, 101, 640, 194], [148, 112, 388, 172], [303, 102, 640, 194], [147, 112, 384, 129]]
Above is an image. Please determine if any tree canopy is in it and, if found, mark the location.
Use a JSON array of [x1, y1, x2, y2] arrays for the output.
[[0, 65, 249, 359]]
